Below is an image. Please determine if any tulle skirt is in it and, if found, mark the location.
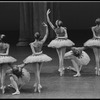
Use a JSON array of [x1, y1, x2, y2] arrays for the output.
[[64, 50, 90, 65], [23, 54, 52, 64], [0, 56, 17, 64], [48, 38, 75, 48], [84, 38, 100, 47], [12, 68, 30, 85]]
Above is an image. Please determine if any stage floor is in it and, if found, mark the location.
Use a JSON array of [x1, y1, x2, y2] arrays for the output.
[[0, 46, 100, 99]]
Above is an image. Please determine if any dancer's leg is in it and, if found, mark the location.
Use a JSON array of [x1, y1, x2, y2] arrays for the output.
[[56, 48, 63, 76], [98, 48, 100, 75], [0, 65, 6, 94], [57, 47, 66, 76], [56, 48, 60, 71], [34, 63, 42, 93], [38, 62, 42, 89], [71, 59, 81, 77], [33, 63, 37, 88], [10, 76, 20, 95], [93, 48, 99, 75], [61, 47, 66, 70]]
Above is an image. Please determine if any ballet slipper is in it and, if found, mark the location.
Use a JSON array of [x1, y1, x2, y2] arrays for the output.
[[37, 87, 41, 93], [95, 67, 97, 70], [8, 84, 13, 88], [37, 84, 42, 93], [58, 67, 65, 72], [97, 70, 100, 75], [34, 87, 37, 92], [0, 86, 6, 94], [67, 66, 73, 70], [59, 67, 65, 76], [60, 70, 64, 76], [95, 68, 98, 75], [34, 84, 42, 93], [73, 73, 81, 77], [34, 83, 42, 88], [12, 91, 20, 95], [95, 67, 100, 75], [38, 84, 42, 89], [33, 83, 37, 87]]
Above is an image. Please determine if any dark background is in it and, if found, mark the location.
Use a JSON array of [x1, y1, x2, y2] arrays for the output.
[[0, 2, 100, 46]]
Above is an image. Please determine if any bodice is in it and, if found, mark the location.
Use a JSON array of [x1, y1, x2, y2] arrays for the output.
[[32, 41, 43, 53], [94, 26, 100, 37], [55, 27, 66, 37], [0, 43, 7, 53]]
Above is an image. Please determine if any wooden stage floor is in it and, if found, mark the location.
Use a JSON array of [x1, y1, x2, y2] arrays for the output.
[[0, 46, 100, 99]]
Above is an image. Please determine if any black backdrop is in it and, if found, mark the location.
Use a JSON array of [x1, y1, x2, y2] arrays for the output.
[[0, 2, 100, 46]]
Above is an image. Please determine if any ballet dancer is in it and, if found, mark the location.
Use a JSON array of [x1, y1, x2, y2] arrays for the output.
[[46, 9, 75, 76], [0, 34, 17, 94], [84, 18, 100, 75], [6, 63, 30, 95], [64, 47, 90, 77], [23, 22, 52, 93]]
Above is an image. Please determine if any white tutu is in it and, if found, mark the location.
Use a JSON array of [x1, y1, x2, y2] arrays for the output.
[[19, 68, 30, 85], [48, 38, 75, 48], [12, 68, 30, 85], [84, 38, 100, 47], [23, 54, 52, 64], [64, 50, 90, 65], [0, 56, 17, 64]]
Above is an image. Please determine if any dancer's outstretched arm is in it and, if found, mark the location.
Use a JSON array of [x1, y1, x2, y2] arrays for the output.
[[30, 43, 36, 55], [41, 22, 49, 43], [47, 9, 55, 31], [63, 27, 68, 38]]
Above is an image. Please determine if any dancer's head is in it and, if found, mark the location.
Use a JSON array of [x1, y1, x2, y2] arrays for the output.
[[71, 47, 84, 57], [55, 20, 63, 27], [95, 18, 100, 25], [0, 34, 5, 42], [34, 32, 41, 40]]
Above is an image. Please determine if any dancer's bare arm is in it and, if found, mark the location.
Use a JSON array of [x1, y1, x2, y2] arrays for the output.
[[30, 43, 36, 55], [41, 22, 49, 43], [91, 26, 100, 38], [63, 27, 68, 38], [47, 9, 55, 31]]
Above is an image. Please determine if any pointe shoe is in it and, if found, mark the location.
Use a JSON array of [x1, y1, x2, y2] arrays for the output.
[[34, 83, 42, 88], [95, 67, 97, 70], [38, 84, 42, 89], [60, 71, 64, 76], [73, 73, 81, 77], [95, 67, 100, 75], [95, 68, 98, 75], [66, 66, 72, 70], [97, 70, 100, 75], [8, 84, 13, 88], [34, 84, 42, 93], [12, 91, 20, 95], [0, 86, 6, 94], [33, 83, 37, 88], [34, 87, 41, 93], [58, 67, 65, 76]]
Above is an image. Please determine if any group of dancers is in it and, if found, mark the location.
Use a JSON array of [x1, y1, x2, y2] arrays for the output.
[[0, 9, 100, 95]]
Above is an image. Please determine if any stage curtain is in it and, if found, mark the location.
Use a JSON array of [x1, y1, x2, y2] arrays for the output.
[[17, 2, 47, 46]]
